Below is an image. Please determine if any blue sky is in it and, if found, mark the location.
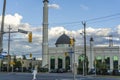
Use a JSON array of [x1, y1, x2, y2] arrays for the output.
[[0, 0, 120, 29], [0, 0, 120, 57]]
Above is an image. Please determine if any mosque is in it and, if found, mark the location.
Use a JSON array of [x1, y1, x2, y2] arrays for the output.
[[42, 0, 120, 74], [47, 33, 120, 73]]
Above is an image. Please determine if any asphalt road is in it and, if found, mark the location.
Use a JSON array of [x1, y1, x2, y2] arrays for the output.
[[0, 72, 120, 80]]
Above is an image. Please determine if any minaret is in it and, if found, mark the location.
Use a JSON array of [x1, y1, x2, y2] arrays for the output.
[[89, 37, 94, 71], [42, 0, 49, 67], [109, 35, 113, 47]]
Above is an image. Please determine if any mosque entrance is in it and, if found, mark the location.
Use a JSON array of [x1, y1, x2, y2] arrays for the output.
[[113, 56, 118, 69], [65, 56, 70, 71], [58, 57, 63, 69], [77, 54, 85, 74], [50, 57, 55, 69], [104, 56, 110, 69]]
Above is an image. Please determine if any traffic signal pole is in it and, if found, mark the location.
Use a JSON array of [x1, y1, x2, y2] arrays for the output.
[[5, 27, 31, 72]]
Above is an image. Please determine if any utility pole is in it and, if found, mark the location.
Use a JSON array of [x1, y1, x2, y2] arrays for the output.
[[82, 21, 87, 76], [7, 25, 11, 72], [0, 0, 6, 53]]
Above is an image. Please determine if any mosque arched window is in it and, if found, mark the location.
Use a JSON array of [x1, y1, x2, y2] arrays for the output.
[[113, 56, 118, 69], [50, 56, 55, 69], [104, 56, 110, 69], [65, 56, 70, 71], [58, 56, 63, 69]]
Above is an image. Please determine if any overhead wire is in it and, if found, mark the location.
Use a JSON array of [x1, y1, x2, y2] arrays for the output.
[[86, 13, 120, 22], [49, 12, 120, 26]]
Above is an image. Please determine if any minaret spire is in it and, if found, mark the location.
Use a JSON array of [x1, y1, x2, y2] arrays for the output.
[[43, 0, 49, 2]]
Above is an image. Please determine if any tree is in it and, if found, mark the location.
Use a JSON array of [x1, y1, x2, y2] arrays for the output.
[[22, 55, 26, 60]]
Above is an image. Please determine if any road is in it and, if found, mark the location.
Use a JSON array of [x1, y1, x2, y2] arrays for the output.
[[0, 72, 120, 80]]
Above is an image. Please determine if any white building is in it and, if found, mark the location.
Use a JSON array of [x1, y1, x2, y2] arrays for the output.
[[47, 33, 120, 73], [42, 0, 120, 74]]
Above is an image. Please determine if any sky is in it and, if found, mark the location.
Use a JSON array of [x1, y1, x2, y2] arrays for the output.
[[0, 0, 120, 58]]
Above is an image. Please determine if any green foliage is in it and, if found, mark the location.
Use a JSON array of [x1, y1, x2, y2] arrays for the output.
[[22, 55, 26, 60], [14, 61, 22, 68]]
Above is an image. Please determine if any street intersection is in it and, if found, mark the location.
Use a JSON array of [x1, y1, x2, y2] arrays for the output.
[[0, 72, 120, 80]]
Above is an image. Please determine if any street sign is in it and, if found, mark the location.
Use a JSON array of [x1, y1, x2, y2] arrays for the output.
[[0, 55, 4, 59], [18, 29, 28, 34]]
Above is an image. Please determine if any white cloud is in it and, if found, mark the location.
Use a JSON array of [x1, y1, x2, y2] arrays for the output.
[[80, 4, 89, 10], [116, 25, 120, 34], [86, 27, 111, 36], [0, 13, 22, 26], [1, 13, 120, 57], [48, 4, 60, 9]]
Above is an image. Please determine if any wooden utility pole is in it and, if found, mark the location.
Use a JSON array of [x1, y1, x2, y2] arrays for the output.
[[82, 21, 87, 76]]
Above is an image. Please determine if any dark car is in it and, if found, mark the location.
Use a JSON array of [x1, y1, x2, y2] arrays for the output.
[[107, 69, 113, 75], [57, 68, 66, 73], [50, 68, 66, 73], [50, 69, 58, 73], [88, 69, 96, 74], [112, 69, 120, 75]]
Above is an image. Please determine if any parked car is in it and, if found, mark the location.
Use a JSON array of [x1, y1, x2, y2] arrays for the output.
[[50, 68, 66, 73], [88, 69, 96, 74], [50, 69, 58, 73], [57, 68, 66, 73], [112, 69, 120, 75], [107, 69, 113, 75]]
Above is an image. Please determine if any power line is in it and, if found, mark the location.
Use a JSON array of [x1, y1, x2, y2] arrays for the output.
[[49, 12, 120, 26], [86, 16, 120, 24], [86, 13, 120, 22]]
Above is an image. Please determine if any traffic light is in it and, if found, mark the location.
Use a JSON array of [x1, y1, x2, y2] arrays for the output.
[[30, 53, 32, 58], [64, 52, 68, 56], [28, 32, 32, 42], [70, 38, 74, 46]]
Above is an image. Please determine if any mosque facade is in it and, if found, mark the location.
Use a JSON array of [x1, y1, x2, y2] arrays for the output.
[[48, 33, 120, 73], [42, 0, 120, 74]]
